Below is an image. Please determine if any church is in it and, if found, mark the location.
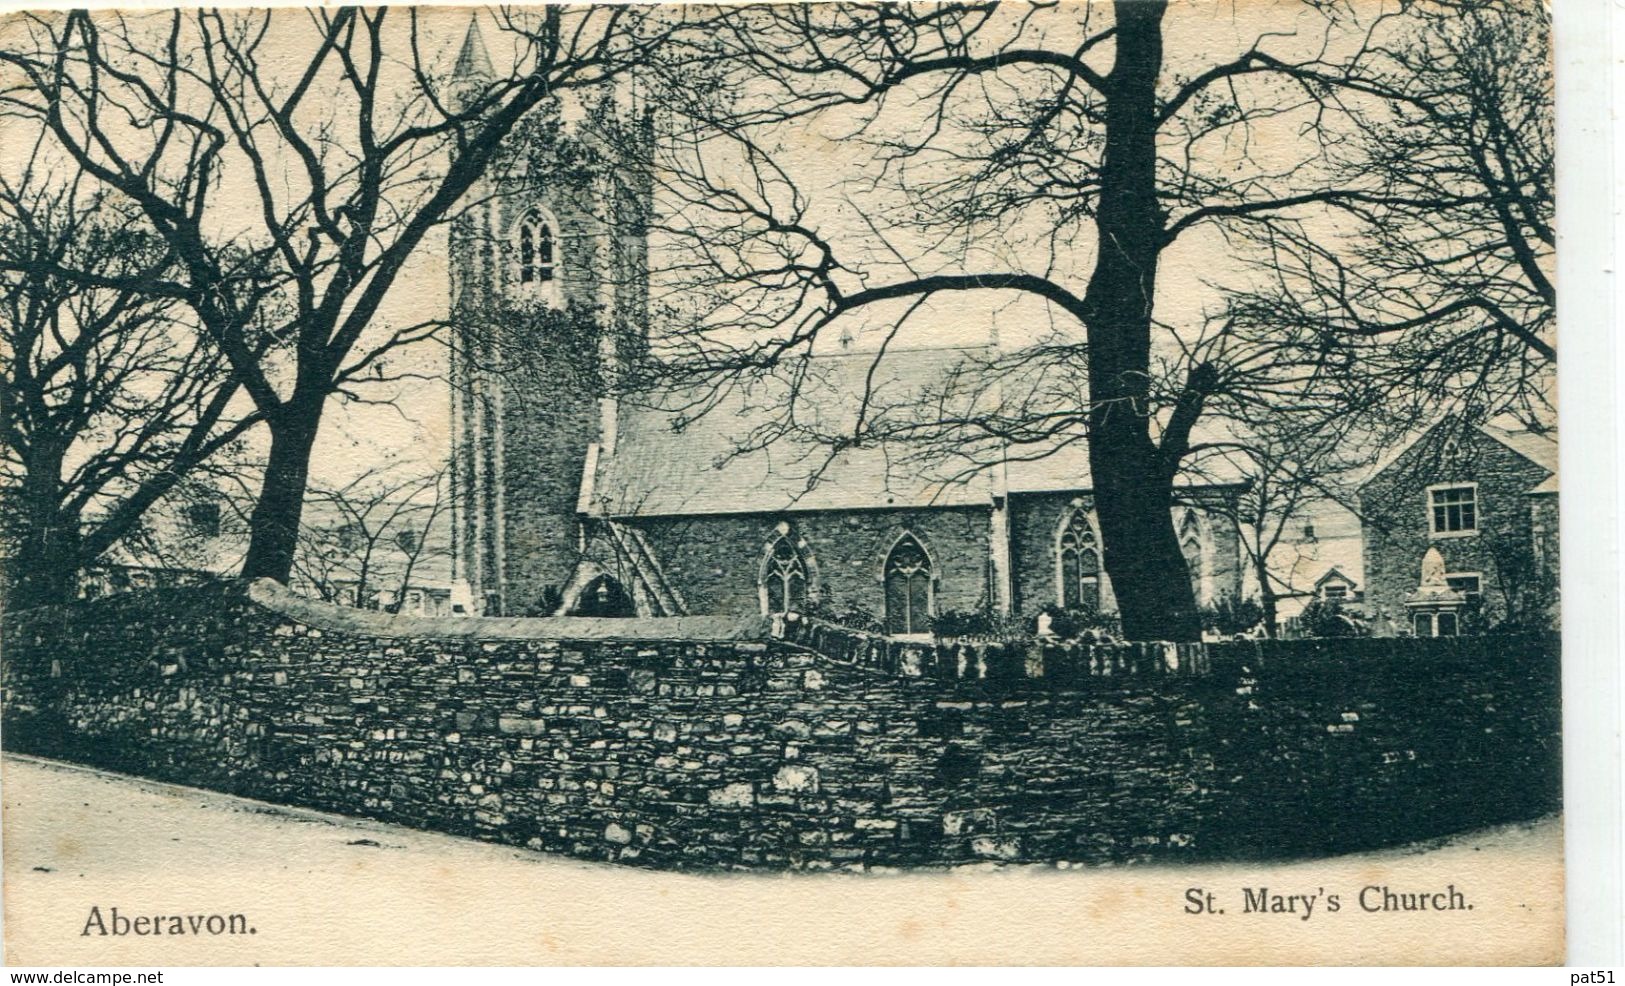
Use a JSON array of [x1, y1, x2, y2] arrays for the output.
[[444, 23, 1244, 632]]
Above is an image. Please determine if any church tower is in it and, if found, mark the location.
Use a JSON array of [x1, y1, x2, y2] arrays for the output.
[[447, 17, 651, 615]]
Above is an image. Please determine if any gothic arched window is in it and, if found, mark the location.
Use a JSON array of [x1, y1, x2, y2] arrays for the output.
[[1058, 510, 1101, 611], [761, 534, 808, 615], [516, 211, 557, 287], [1180, 510, 1204, 590], [883, 534, 933, 635]]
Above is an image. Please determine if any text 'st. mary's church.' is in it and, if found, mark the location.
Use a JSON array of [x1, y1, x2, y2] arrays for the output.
[[445, 21, 1244, 632]]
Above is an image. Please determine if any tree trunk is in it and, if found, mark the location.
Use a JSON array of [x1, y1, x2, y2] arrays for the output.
[[241, 399, 324, 583], [1255, 556, 1279, 638], [1083, 0, 1202, 642], [9, 458, 82, 610]]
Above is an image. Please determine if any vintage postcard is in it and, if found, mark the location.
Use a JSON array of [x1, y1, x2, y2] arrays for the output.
[[0, 0, 1569, 967]]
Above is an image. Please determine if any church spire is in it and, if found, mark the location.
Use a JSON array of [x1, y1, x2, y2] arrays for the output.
[[453, 15, 494, 82]]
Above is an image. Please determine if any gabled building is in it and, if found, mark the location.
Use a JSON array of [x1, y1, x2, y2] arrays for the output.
[[443, 22, 1246, 632], [1312, 567, 1360, 605], [1358, 419, 1558, 636]]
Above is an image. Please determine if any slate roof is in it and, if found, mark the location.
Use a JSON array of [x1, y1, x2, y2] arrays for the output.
[[585, 346, 1243, 519], [1479, 423, 1559, 479], [1314, 566, 1359, 590], [1527, 473, 1559, 495], [1359, 417, 1559, 494]]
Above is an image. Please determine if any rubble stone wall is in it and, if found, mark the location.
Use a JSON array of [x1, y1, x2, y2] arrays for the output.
[[1, 582, 1560, 871]]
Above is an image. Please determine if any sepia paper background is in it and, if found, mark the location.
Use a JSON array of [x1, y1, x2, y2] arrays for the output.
[[0, 0, 1605, 966]]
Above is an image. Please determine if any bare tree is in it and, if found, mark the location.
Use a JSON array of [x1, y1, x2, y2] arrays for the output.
[[0, 7, 725, 586], [614, 1, 1442, 640], [1186, 421, 1363, 637], [290, 464, 449, 610], [0, 157, 256, 608], [1225, 2, 1553, 435]]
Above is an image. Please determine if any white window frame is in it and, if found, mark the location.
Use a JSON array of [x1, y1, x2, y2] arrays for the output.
[[1427, 482, 1481, 538], [1444, 571, 1483, 599]]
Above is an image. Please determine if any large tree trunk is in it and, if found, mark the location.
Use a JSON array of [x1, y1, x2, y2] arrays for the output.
[[241, 398, 324, 583], [8, 455, 83, 610], [1083, 0, 1202, 642]]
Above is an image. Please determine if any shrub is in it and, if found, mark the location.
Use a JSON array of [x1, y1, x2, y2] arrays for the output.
[[1298, 599, 1368, 638], [1202, 594, 1266, 637], [930, 608, 1028, 641], [804, 599, 883, 635], [523, 585, 565, 618], [1032, 603, 1120, 642], [930, 609, 989, 639]]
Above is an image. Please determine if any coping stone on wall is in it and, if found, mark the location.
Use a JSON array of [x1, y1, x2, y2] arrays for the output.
[[244, 579, 770, 642]]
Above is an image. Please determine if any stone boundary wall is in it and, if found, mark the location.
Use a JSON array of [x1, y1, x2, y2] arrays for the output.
[[2, 582, 1561, 871], [775, 615, 1213, 684], [776, 614, 1543, 690]]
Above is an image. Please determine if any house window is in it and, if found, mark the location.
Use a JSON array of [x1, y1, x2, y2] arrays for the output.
[[405, 589, 424, 615], [1058, 510, 1101, 611], [516, 211, 557, 287], [1446, 573, 1482, 602], [1322, 582, 1349, 600], [883, 534, 932, 635], [1413, 612, 1433, 637], [761, 535, 808, 615], [1429, 484, 1478, 536]]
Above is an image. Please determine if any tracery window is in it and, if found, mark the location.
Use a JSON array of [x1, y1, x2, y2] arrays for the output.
[[883, 534, 932, 635], [1058, 510, 1101, 611], [761, 534, 808, 615], [516, 211, 557, 287], [1180, 510, 1204, 588]]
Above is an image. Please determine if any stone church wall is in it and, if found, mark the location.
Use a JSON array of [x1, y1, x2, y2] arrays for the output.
[[616, 507, 993, 620], [2, 582, 1560, 872], [1008, 492, 1244, 620]]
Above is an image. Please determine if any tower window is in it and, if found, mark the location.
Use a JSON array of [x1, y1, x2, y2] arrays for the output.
[[517, 211, 557, 287], [185, 501, 221, 538], [1445, 573, 1482, 602]]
